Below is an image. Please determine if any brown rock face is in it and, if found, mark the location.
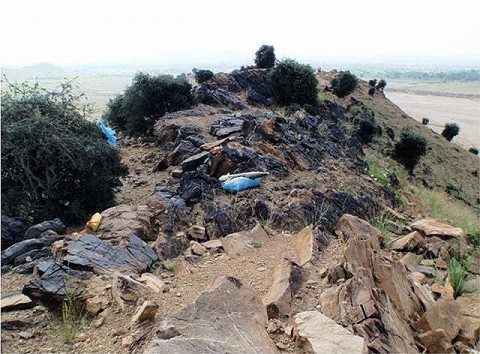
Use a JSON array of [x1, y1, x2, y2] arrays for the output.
[[263, 259, 302, 319], [455, 294, 480, 346], [291, 226, 315, 266], [416, 300, 462, 341], [318, 214, 424, 354], [143, 276, 279, 354], [418, 329, 455, 353], [130, 300, 159, 326]]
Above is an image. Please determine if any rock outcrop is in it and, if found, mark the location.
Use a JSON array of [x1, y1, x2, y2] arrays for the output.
[[143, 276, 279, 353]]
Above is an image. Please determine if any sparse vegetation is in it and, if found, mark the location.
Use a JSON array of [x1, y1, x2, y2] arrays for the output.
[[103, 72, 195, 136], [270, 59, 318, 105], [1, 79, 128, 224], [365, 163, 390, 185], [193, 68, 214, 84], [255, 45, 276, 69], [414, 187, 480, 238], [331, 71, 358, 97], [441, 123, 460, 141], [393, 130, 427, 174]]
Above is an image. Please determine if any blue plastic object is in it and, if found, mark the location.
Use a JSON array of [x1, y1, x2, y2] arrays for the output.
[[98, 120, 117, 146], [221, 177, 261, 193]]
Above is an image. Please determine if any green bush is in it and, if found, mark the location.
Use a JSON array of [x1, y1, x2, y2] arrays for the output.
[[103, 72, 195, 136], [441, 123, 460, 141], [331, 71, 358, 97], [1, 80, 128, 224], [376, 79, 387, 91], [368, 87, 376, 96], [270, 59, 318, 105], [255, 45, 276, 69], [193, 68, 214, 84], [357, 119, 379, 144], [368, 79, 377, 87], [394, 130, 427, 174]]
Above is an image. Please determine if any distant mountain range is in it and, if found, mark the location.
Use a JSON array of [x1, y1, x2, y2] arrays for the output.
[[2, 63, 71, 81]]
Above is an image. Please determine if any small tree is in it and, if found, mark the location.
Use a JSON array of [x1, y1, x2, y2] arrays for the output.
[[368, 87, 376, 96], [1, 79, 128, 224], [376, 79, 387, 91], [357, 119, 379, 144], [331, 71, 358, 97], [368, 79, 377, 87], [442, 123, 460, 141], [193, 68, 214, 84], [270, 59, 318, 105], [103, 72, 195, 136], [255, 45, 276, 69], [394, 130, 427, 174]]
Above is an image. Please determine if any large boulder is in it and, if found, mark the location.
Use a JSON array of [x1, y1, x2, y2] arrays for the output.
[[63, 233, 158, 274], [143, 276, 279, 353], [23, 218, 66, 240], [1, 215, 29, 250], [294, 311, 366, 354], [96, 204, 153, 241]]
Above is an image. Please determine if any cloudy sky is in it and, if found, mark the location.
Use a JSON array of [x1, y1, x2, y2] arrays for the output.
[[1, 0, 479, 66]]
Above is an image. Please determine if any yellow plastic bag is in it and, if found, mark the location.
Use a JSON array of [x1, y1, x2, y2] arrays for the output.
[[86, 212, 102, 231]]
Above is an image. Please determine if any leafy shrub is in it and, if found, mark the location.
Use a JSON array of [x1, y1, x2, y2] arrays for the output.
[[394, 130, 427, 174], [1, 80, 128, 224], [368, 79, 377, 87], [368, 87, 376, 96], [357, 119, 379, 144], [468, 147, 479, 155], [331, 71, 358, 97], [270, 59, 318, 105], [376, 79, 387, 91], [104, 94, 127, 131], [103, 72, 195, 136], [255, 45, 276, 69], [442, 123, 460, 141], [193, 68, 214, 84]]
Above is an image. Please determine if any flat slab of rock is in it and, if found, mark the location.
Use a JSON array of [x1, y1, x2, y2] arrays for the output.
[[292, 226, 314, 266], [389, 231, 424, 252], [96, 204, 152, 241], [63, 233, 158, 274], [1, 294, 34, 311], [180, 151, 209, 172], [263, 260, 302, 319], [411, 219, 464, 239], [1, 239, 44, 265], [294, 311, 365, 354], [144, 276, 279, 354]]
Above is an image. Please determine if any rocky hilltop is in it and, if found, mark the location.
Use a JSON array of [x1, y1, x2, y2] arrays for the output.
[[2, 68, 479, 353]]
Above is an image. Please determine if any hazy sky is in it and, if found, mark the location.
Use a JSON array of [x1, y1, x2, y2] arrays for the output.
[[1, 0, 479, 66]]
